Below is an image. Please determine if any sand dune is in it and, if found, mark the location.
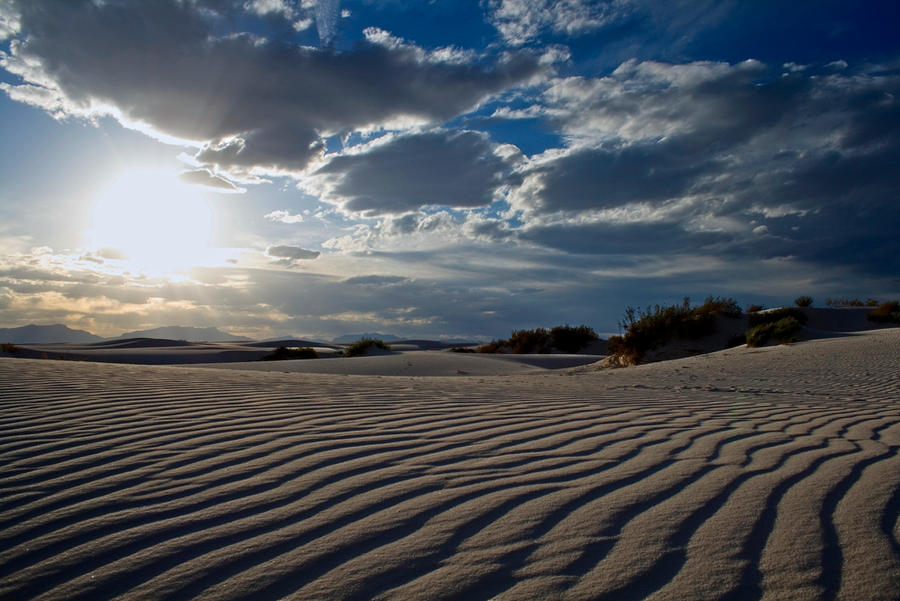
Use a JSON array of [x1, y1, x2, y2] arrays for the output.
[[2, 329, 899, 600]]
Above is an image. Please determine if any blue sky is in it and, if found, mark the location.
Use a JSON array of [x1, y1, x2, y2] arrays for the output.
[[1, 0, 898, 340]]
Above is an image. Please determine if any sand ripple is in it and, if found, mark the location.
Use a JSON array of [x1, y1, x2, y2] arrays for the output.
[[2, 330, 899, 600]]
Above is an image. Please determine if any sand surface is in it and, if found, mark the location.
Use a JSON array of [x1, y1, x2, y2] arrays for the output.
[[2, 329, 900, 600]]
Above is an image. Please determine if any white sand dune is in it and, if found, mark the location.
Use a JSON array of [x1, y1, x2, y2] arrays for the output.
[[2, 329, 899, 600], [186, 351, 608, 377]]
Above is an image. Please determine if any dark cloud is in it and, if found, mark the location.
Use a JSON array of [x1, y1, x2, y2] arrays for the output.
[[342, 275, 409, 285], [312, 129, 522, 214], [518, 142, 717, 213], [3, 0, 540, 175], [178, 169, 242, 191], [266, 245, 321, 266]]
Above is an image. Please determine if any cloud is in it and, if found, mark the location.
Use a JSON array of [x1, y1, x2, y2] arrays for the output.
[[489, 59, 900, 278], [342, 275, 408, 285], [511, 142, 718, 214], [2, 0, 541, 176], [265, 210, 305, 224], [266, 244, 321, 266], [309, 129, 523, 214], [178, 169, 244, 192], [487, 0, 633, 46]]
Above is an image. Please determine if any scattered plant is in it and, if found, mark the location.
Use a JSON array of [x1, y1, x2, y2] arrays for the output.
[[609, 296, 742, 364], [794, 295, 813, 307], [262, 346, 319, 361], [508, 328, 552, 354], [748, 307, 808, 328], [868, 301, 900, 324], [343, 338, 391, 357], [449, 347, 476, 353], [746, 317, 802, 347], [1, 343, 19, 354], [746, 304, 764, 313], [826, 298, 868, 307], [478, 324, 599, 354], [549, 324, 599, 353], [476, 340, 505, 353]]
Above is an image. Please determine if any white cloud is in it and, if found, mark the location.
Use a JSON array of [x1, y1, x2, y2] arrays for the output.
[[487, 0, 633, 46], [265, 210, 305, 224]]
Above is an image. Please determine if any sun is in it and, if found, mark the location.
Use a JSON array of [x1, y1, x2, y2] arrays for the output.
[[89, 169, 214, 274]]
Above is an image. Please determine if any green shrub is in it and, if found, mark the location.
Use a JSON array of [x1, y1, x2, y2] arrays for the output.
[[449, 347, 476, 353], [868, 301, 900, 324], [262, 346, 319, 361], [611, 296, 741, 363], [508, 328, 551, 353], [1, 343, 19, 354], [549, 324, 599, 353], [746, 304, 764, 313], [746, 316, 802, 347], [794, 295, 813, 307], [478, 324, 599, 354], [748, 307, 808, 328], [866, 298, 880, 307], [343, 338, 391, 357], [476, 340, 505, 353]]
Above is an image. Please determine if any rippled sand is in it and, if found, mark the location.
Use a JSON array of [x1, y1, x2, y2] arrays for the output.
[[2, 329, 899, 600]]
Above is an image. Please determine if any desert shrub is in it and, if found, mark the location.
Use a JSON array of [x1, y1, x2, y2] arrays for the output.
[[449, 347, 476, 353], [478, 324, 599, 354], [476, 340, 505, 353], [746, 317, 802, 347], [262, 346, 319, 361], [343, 338, 391, 357], [794, 295, 813, 307], [827, 298, 867, 307], [611, 296, 741, 363], [746, 304, 764, 313], [866, 298, 879, 307], [1, 343, 19, 354], [508, 328, 551, 353], [549, 324, 599, 353], [748, 307, 808, 328], [868, 301, 900, 324]]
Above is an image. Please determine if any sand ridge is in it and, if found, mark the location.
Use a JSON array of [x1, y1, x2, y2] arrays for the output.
[[1, 329, 899, 600]]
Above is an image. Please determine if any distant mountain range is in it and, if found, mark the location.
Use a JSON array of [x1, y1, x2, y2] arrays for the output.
[[0, 324, 249, 344], [0, 324, 104, 344], [331, 332, 401, 343], [108, 326, 251, 342]]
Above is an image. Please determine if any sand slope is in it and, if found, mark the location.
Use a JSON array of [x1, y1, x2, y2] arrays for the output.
[[1, 329, 899, 600]]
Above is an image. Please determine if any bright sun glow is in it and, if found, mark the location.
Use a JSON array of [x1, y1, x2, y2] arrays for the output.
[[89, 169, 215, 274]]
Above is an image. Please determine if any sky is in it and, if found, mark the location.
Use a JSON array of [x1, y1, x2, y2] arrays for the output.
[[1, 0, 898, 341]]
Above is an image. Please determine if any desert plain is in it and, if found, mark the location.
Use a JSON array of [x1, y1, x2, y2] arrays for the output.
[[2, 320, 899, 600]]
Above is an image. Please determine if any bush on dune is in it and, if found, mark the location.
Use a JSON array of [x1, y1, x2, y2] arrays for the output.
[[746, 317, 802, 347], [607, 296, 741, 364], [794, 295, 813, 307], [868, 301, 900, 324], [1, 342, 19, 354], [507, 328, 552, 354], [262, 346, 319, 361], [826, 297, 880, 307], [477, 324, 599, 354], [747, 307, 808, 328], [343, 338, 391, 357], [550, 324, 599, 353]]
